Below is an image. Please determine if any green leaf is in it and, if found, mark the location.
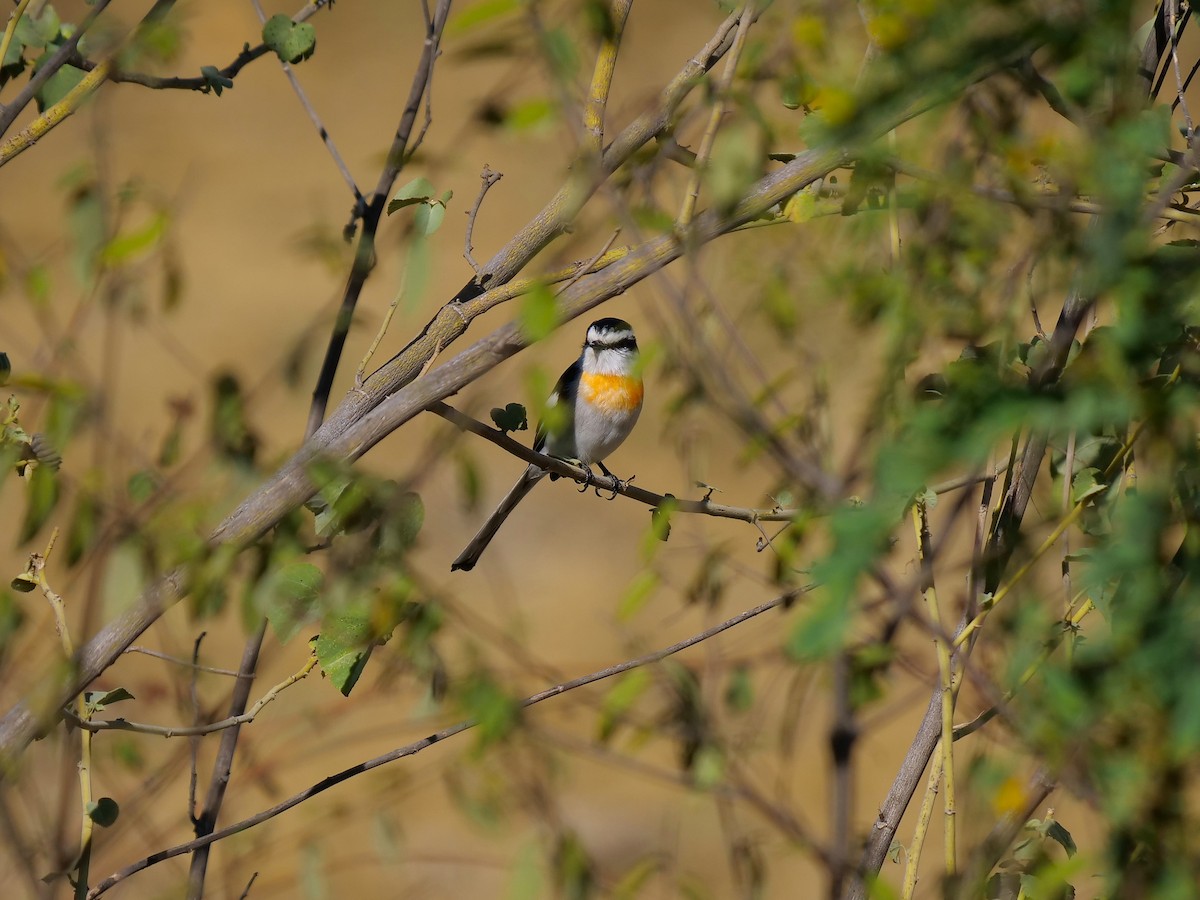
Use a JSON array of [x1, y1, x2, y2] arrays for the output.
[[100, 212, 168, 265], [34, 62, 85, 112], [786, 591, 850, 661], [259, 562, 324, 644], [66, 181, 104, 285], [19, 463, 59, 544], [617, 570, 657, 621], [126, 470, 157, 503], [504, 97, 556, 131], [648, 496, 676, 546], [507, 840, 545, 900], [1045, 820, 1077, 857], [10, 573, 37, 593], [518, 282, 557, 341], [490, 402, 528, 434], [598, 668, 651, 741], [386, 176, 437, 214], [86, 797, 120, 827], [262, 14, 292, 53], [262, 14, 315, 65], [724, 665, 754, 713], [279, 22, 315, 64], [16, 5, 62, 49], [448, 0, 522, 36], [412, 204, 444, 236], [199, 65, 233, 95], [24, 265, 50, 304], [65, 489, 99, 566], [1070, 467, 1106, 504], [460, 672, 520, 751], [707, 121, 764, 211], [316, 610, 375, 696], [84, 687, 135, 714], [691, 744, 724, 789]]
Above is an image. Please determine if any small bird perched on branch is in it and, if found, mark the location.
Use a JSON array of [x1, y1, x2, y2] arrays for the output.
[[451, 317, 644, 571]]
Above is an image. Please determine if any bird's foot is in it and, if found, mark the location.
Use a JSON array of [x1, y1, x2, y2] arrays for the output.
[[596, 463, 633, 500], [572, 461, 597, 492]]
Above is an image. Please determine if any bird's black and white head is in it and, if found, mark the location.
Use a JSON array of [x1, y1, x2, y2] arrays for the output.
[[582, 317, 639, 375]]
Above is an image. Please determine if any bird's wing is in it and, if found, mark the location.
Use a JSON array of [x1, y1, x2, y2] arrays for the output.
[[534, 356, 581, 454]]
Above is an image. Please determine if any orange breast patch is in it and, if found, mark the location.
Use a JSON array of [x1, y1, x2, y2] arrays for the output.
[[579, 372, 644, 412]]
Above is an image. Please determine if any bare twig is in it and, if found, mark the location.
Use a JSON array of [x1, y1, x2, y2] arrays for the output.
[[678, 3, 755, 228], [1167, 1, 1194, 145], [187, 633, 204, 825], [87, 592, 802, 898], [912, 503, 956, 878], [554, 229, 621, 297], [463, 165, 503, 279], [238, 872, 259, 899], [185, 620, 266, 898], [124, 645, 240, 676], [432, 401, 800, 523], [26, 530, 96, 898], [65, 654, 318, 738], [249, 0, 365, 213], [304, 0, 452, 439]]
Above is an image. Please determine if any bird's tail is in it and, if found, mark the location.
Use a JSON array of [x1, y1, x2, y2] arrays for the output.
[[450, 465, 546, 571]]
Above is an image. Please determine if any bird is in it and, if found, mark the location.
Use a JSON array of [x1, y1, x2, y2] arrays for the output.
[[451, 317, 644, 572]]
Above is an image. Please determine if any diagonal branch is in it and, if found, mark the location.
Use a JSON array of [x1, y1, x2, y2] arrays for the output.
[[86, 591, 801, 898], [581, 0, 633, 155], [432, 401, 799, 523], [304, 0, 452, 438]]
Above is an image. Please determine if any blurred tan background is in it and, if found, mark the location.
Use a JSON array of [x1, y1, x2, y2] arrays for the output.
[[0, 2, 1086, 897]]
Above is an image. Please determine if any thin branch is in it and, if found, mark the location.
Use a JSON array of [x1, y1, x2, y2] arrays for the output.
[[554, 229, 621, 296], [187, 633, 204, 826], [900, 741, 943, 899], [185, 618, 267, 898], [0, 0, 32, 88], [1166, 1, 1194, 145], [678, 3, 755, 228], [249, 0, 364, 212], [912, 502, 956, 878], [431, 401, 800, 524], [64, 654, 318, 738], [123, 645, 241, 676], [829, 653, 856, 898], [27, 530, 96, 898], [463, 165, 503, 279], [86, 593, 801, 898], [581, 0, 633, 156], [303, 0, 452, 439]]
